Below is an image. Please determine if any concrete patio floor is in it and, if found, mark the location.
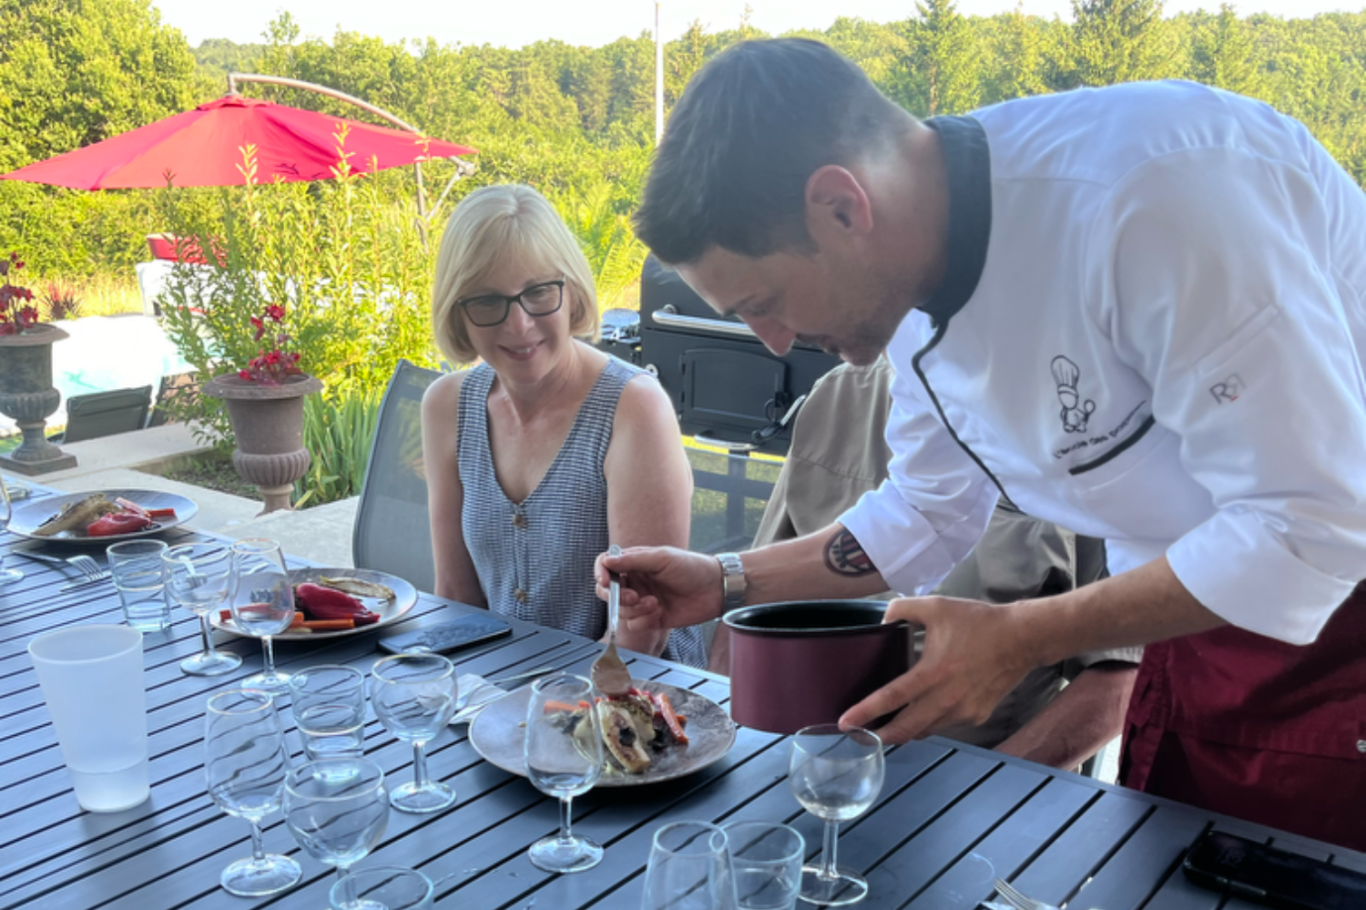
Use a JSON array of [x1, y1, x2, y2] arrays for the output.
[[24, 421, 358, 568]]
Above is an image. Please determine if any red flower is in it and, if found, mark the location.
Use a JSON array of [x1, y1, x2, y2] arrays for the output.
[[0, 252, 38, 336], [238, 303, 304, 384]]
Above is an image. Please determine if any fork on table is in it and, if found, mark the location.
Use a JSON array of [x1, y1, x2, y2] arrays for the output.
[[16, 551, 112, 589], [991, 878, 1063, 910]]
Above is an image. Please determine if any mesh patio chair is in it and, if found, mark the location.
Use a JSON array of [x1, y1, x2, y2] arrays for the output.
[[51, 385, 153, 443], [352, 360, 443, 594]]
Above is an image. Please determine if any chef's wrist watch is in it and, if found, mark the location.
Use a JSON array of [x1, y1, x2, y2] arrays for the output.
[[717, 552, 747, 613]]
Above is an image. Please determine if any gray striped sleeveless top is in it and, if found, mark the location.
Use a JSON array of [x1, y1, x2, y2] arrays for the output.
[[456, 356, 707, 668]]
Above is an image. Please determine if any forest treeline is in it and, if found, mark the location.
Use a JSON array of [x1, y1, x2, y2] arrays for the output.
[[1, 0, 1364, 286]]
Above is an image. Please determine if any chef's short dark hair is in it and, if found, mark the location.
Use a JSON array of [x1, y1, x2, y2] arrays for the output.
[[634, 38, 912, 265]]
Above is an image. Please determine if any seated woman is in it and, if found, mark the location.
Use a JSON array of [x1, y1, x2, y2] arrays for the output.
[[422, 184, 706, 666]]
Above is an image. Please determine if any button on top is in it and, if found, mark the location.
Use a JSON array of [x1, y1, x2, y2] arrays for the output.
[[512, 512, 527, 529], [514, 587, 528, 603]]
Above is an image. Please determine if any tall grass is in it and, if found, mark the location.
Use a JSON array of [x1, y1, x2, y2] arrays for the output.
[[294, 386, 382, 509]]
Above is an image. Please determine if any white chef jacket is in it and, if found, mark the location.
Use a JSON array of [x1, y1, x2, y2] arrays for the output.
[[840, 80, 1366, 645]]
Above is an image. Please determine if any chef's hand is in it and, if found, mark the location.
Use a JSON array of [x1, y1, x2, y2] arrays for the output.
[[839, 596, 1038, 744], [595, 546, 725, 632]]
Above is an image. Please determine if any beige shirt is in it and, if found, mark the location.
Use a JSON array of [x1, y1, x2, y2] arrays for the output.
[[746, 358, 1140, 749]]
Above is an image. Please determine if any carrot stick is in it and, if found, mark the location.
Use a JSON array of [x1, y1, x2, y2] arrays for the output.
[[299, 619, 355, 632], [655, 693, 688, 744], [543, 700, 583, 713]]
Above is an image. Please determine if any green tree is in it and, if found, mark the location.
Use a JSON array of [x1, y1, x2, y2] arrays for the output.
[[1189, 4, 1266, 97], [898, 0, 983, 116], [1064, 0, 1178, 88]]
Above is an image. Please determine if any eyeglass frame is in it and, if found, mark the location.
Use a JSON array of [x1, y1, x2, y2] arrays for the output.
[[457, 278, 567, 327]]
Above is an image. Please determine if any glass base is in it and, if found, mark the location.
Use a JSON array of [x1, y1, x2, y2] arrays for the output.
[[389, 780, 456, 814], [799, 866, 868, 906], [242, 667, 292, 691], [220, 853, 302, 897], [527, 833, 603, 874], [0, 567, 23, 586], [181, 649, 242, 676]]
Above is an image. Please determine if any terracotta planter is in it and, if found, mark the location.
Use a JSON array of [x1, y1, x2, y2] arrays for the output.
[[0, 324, 77, 475], [202, 372, 324, 514]]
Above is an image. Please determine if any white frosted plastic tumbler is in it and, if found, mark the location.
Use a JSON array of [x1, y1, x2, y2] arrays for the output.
[[28, 624, 151, 812]]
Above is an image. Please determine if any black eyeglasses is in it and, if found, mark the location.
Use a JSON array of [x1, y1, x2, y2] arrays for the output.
[[458, 279, 566, 327]]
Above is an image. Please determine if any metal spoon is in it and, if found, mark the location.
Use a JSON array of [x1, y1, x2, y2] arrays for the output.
[[590, 545, 632, 697]]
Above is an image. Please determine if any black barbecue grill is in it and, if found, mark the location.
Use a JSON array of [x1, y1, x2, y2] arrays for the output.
[[629, 254, 841, 455]]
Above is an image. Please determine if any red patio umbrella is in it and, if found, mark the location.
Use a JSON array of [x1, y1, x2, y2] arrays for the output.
[[0, 94, 475, 189]]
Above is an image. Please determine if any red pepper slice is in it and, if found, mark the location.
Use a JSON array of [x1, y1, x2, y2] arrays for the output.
[[86, 512, 154, 536], [146, 507, 177, 519], [654, 693, 688, 744], [114, 498, 151, 519]]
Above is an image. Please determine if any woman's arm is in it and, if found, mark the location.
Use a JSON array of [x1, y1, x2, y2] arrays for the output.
[[602, 373, 693, 656], [421, 372, 487, 607]]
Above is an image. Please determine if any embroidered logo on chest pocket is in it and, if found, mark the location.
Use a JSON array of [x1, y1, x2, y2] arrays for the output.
[[1050, 355, 1095, 433]]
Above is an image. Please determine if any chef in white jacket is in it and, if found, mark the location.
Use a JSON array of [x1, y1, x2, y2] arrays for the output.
[[600, 39, 1366, 850]]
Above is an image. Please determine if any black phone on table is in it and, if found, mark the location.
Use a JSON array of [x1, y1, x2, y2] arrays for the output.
[[1182, 830, 1366, 910], [376, 613, 512, 656]]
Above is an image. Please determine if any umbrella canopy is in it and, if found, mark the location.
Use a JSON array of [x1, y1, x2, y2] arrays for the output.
[[0, 95, 475, 189]]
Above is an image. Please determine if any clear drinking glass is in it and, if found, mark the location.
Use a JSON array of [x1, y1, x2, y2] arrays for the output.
[[640, 821, 736, 910], [788, 724, 885, 906], [107, 539, 172, 633], [0, 476, 23, 586], [284, 758, 389, 900], [205, 688, 302, 897], [370, 653, 459, 813], [165, 543, 241, 676], [229, 539, 296, 691], [524, 673, 603, 873], [289, 664, 368, 769], [330, 866, 434, 910], [723, 821, 805, 910]]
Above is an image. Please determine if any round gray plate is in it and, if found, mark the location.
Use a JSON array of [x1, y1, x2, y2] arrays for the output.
[[469, 679, 737, 787], [8, 488, 199, 544], [213, 567, 418, 641]]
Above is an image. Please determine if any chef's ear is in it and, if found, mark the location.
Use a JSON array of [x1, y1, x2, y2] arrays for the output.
[[805, 166, 873, 241]]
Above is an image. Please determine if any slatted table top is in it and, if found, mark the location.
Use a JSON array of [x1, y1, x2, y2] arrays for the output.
[[2, 479, 1362, 910]]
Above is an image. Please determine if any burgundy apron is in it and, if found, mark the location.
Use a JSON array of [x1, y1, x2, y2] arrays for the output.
[[1120, 584, 1366, 852]]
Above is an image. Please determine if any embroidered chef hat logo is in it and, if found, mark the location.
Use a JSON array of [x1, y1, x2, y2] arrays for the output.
[[1051, 355, 1095, 433], [1210, 374, 1245, 403]]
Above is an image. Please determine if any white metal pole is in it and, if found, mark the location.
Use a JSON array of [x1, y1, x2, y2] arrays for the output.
[[654, 1, 664, 143]]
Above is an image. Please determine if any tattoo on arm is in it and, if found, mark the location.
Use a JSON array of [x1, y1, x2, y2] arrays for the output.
[[824, 529, 877, 576]]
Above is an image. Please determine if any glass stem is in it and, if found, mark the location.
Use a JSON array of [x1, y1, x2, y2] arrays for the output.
[[820, 820, 840, 880], [411, 742, 429, 790], [261, 636, 276, 675], [558, 796, 575, 843], [248, 819, 266, 863], [199, 614, 219, 657]]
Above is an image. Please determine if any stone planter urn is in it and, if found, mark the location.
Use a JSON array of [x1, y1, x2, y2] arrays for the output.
[[0, 324, 77, 475], [202, 372, 324, 514]]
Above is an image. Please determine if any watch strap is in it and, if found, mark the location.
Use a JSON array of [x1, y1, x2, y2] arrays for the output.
[[717, 552, 747, 612]]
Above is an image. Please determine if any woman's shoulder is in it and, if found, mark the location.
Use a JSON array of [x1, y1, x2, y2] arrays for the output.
[[421, 368, 472, 419]]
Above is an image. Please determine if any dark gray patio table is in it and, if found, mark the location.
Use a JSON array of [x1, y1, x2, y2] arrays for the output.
[[2, 478, 1363, 910]]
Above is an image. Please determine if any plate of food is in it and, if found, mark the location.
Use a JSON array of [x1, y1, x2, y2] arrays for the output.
[[468, 679, 736, 787], [8, 489, 198, 543], [212, 568, 419, 640]]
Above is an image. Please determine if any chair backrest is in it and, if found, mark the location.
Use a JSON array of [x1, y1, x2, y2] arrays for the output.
[[61, 386, 153, 443], [352, 360, 443, 594], [685, 445, 779, 554]]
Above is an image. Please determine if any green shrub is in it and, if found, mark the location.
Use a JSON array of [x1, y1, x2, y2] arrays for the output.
[[294, 385, 382, 509]]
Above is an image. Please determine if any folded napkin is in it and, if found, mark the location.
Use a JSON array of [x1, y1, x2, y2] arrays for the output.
[[451, 673, 507, 724]]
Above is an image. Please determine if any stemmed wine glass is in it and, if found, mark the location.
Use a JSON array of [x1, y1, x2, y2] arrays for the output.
[[229, 539, 296, 691], [0, 476, 23, 586], [165, 543, 240, 675], [640, 821, 736, 910], [205, 688, 302, 897], [523, 673, 604, 873], [370, 653, 459, 813], [284, 758, 389, 899], [788, 724, 885, 906]]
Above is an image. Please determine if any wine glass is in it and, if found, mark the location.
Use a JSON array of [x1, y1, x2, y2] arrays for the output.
[[204, 688, 302, 897], [330, 866, 434, 910], [370, 653, 459, 813], [284, 758, 389, 900], [229, 539, 296, 691], [788, 724, 884, 906], [0, 475, 23, 586], [640, 821, 736, 910], [523, 673, 603, 873], [165, 543, 241, 675]]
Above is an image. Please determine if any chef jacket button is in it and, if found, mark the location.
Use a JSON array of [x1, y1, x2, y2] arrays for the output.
[[1357, 739, 1366, 754], [514, 587, 528, 603], [512, 512, 527, 529]]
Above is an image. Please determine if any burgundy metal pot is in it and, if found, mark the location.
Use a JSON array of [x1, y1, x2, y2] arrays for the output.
[[723, 601, 918, 734]]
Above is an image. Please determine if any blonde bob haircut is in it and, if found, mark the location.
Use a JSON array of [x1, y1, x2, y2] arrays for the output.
[[432, 184, 600, 365]]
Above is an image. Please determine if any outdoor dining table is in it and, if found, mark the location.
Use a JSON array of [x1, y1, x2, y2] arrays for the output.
[[2, 477, 1364, 910]]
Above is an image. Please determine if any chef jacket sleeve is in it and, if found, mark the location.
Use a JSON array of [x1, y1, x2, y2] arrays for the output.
[[1097, 144, 1366, 644], [838, 351, 1000, 596]]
